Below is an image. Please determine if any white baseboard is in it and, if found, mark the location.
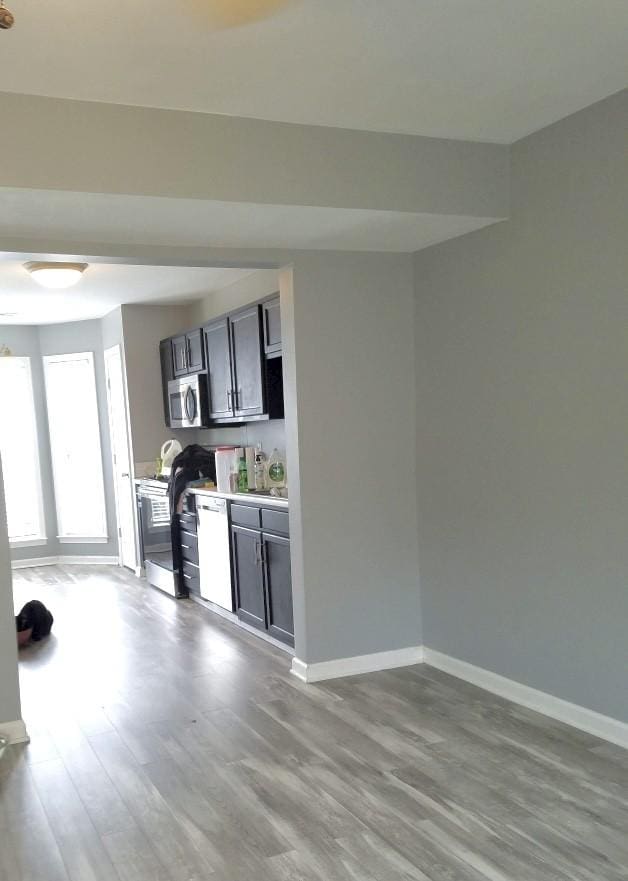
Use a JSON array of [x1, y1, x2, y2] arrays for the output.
[[291, 645, 424, 683], [12, 555, 118, 569], [424, 648, 628, 750], [0, 719, 29, 745]]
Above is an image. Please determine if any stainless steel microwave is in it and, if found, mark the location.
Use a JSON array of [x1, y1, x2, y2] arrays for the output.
[[168, 374, 209, 428]]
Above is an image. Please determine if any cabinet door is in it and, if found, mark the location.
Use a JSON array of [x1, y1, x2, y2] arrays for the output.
[[172, 335, 188, 376], [204, 318, 234, 419], [230, 306, 265, 418], [159, 339, 174, 427], [232, 526, 266, 631], [186, 329, 205, 373], [262, 533, 294, 646], [263, 297, 282, 356]]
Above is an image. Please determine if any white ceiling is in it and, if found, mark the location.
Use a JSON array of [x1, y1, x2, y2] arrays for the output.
[[0, 261, 255, 325], [0, 187, 497, 253], [1, 1, 626, 143]]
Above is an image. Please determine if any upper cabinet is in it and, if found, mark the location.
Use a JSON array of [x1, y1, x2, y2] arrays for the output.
[[160, 294, 283, 428], [263, 297, 282, 357], [205, 317, 234, 420], [205, 304, 265, 421], [230, 306, 265, 418], [172, 330, 205, 377]]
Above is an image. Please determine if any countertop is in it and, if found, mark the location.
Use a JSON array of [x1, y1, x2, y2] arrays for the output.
[[190, 487, 289, 509]]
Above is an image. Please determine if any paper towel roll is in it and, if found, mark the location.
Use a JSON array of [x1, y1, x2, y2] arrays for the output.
[[215, 448, 237, 493], [246, 447, 256, 490]]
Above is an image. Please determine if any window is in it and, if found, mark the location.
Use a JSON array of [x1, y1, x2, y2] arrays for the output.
[[43, 352, 108, 541], [0, 357, 46, 543]]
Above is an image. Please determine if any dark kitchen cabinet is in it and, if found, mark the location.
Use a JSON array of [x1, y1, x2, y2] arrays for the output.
[[204, 318, 234, 420], [186, 328, 205, 373], [263, 297, 282, 357], [160, 297, 283, 428], [230, 306, 265, 418], [203, 305, 266, 422], [172, 335, 188, 376], [232, 525, 267, 632], [172, 330, 205, 377], [159, 339, 175, 427], [175, 511, 200, 597], [231, 504, 293, 647], [263, 532, 293, 645]]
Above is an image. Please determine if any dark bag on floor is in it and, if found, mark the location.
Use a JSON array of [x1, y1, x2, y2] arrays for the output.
[[15, 600, 54, 641]]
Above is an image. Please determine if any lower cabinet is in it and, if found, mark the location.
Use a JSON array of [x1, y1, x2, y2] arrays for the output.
[[231, 526, 267, 631], [231, 509, 294, 647], [263, 533, 294, 645]]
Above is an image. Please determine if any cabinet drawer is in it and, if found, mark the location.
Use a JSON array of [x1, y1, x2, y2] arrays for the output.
[[261, 508, 289, 536], [179, 529, 198, 564], [230, 504, 261, 529], [178, 511, 197, 533], [181, 560, 200, 596]]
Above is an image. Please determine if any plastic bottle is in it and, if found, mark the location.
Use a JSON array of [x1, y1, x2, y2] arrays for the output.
[[254, 444, 267, 491], [238, 453, 248, 493], [267, 449, 286, 489]]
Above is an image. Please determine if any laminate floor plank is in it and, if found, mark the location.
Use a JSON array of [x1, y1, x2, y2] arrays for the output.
[[3, 564, 627, 881]]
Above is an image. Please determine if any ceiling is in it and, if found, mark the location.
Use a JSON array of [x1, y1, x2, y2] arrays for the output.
[[0, 188, 497, 254], [1, 1, 627, 143], [0, 261, 255, 325]]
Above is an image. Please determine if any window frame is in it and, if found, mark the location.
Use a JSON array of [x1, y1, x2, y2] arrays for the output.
[[42, 351, 108, 542], [0, 356, 47, 546]]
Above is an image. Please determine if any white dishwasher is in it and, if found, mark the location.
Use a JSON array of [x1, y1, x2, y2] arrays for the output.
[[197, 497, 234, 611]]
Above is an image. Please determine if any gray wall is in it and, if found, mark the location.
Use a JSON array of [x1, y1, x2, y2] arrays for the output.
[[119, 304, 194, 467], [0, 457, 22, 726], [287, 252, 422, 664], [414, 90, 628, 721], [0, 321, 119, 561]]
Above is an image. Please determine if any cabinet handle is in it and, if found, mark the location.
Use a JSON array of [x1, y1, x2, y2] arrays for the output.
[[255, 539, 262, 566], [227, 389, 233, 408]]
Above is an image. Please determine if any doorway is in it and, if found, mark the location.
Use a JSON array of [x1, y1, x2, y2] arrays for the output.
[[104, 345, 136, 570]]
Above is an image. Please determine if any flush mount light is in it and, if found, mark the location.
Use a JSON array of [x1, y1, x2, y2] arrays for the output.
[[25, 262, 88, 289]]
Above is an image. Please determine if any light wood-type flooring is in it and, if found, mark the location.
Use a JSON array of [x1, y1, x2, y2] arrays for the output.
[[2, 564, 627, 880]]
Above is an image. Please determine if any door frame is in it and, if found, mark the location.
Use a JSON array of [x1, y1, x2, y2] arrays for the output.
[[104, 345, 137, 570]]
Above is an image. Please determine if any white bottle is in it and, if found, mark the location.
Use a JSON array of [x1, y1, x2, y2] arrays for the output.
[[254, 444, 267, 491]]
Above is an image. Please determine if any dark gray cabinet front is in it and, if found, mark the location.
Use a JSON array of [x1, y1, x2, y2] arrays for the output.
[[204, 318, 234, 420], [263, 532, 293, 646], [186, 328, 205, 373], [263, 297, 282, 356], [231, 506, 293, 647], [232, 525, 266, 631], [230, 306, 265, 418], [172, 330, 205, 376], [172, 335, 188, 376], [159, 339, 175, 427]]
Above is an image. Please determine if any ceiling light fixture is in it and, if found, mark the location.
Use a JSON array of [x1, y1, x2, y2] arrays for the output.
[[0, 0, 15, 29], [25, 262, 88, 289]]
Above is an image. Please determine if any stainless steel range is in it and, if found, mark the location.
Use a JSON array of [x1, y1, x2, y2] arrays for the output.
[[135, 478, 182, 597]]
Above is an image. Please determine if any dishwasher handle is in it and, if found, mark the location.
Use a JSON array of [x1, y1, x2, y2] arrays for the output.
[[198, 498, 227, 514]]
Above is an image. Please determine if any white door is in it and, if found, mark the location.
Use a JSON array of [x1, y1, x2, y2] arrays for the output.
[[104, 345, 137, 570]]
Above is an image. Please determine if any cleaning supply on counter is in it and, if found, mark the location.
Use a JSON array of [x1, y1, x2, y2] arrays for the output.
[[254, 444, 267, 491], [267, 448, 286, 490], [237, 449, 248, 492], [245, 446, 256, 491]]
